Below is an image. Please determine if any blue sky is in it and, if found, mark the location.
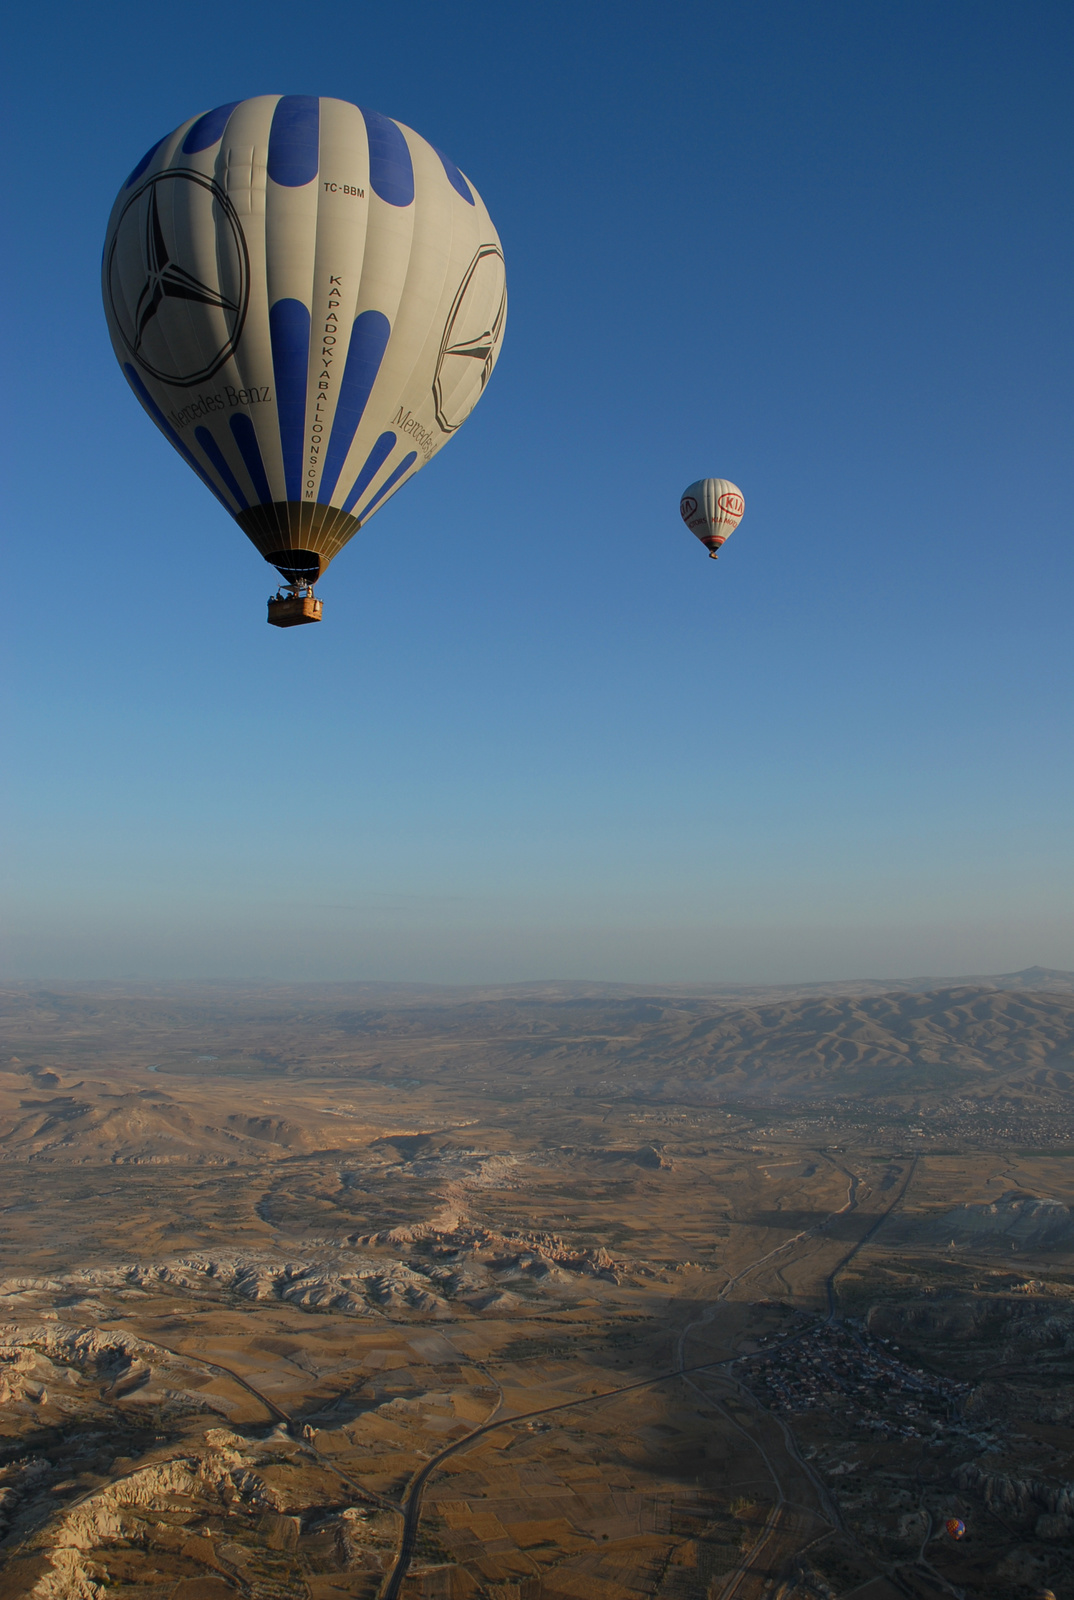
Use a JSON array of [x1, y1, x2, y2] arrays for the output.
[[2, 0, 1072, 983]]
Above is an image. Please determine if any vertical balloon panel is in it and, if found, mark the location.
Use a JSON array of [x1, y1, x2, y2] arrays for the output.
[[264, 96, 321, 513], [323, 106, 419, 524], [212, 96, 286, 513], [305, 100, 373, 511]]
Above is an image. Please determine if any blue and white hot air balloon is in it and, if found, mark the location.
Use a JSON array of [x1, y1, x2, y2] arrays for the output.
[[103, 96, 507, 626]]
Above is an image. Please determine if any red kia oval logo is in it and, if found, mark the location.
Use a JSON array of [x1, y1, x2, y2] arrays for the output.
[[680, 497, 698, 521], [717, 492, 743, 520]]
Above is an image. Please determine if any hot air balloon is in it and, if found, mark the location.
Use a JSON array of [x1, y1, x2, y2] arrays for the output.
[[103, 96, 506, 627], [944, 1518, 966, 1541], [680, 478, 744, 559]]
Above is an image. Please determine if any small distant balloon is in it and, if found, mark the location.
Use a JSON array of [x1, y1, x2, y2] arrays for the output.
[[680, 478, 745, 560], [944, 1518, 966, 1541]]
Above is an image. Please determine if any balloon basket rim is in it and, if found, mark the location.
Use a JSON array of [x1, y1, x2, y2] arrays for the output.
[[268, 592, 323, 628]]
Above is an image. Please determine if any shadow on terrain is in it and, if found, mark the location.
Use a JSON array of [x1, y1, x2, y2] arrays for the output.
[[746, 1211, 873, 1238]]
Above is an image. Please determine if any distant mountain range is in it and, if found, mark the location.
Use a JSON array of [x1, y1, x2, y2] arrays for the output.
[[4, 965, 1073, 1004], [2, 971, 1074, 1141], [415, 966, 1074, 1003]]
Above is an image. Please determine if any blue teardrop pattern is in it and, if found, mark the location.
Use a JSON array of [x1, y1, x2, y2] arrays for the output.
[[356, 451, 418, 525], [123, 365, 235, 513], [318, 311, 392, 504], [360, 107, 414, 206], [125, 135, 167, 189], [269, 299, 311, 502], [195, 427, 249, 509], [229, 413, 273, 507], [268, 95, 320, 187], [433, 146, 474, 205], [341, 433, 396, 516], [182, 102, 241, 155]]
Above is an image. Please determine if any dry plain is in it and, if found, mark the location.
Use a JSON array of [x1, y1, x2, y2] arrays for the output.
[[1, 974, 1073, 1600]]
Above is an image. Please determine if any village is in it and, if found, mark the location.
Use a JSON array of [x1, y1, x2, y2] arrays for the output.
[[740, 1316, 981, 1446]]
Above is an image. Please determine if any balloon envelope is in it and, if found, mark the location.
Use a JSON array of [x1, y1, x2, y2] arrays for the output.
[[680, 478, 744, 558], [945, 1519, 965, 1541], [103, 96, 506, 585]]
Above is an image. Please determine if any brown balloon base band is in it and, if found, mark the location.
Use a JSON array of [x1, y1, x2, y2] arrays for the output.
[[267, 594, 323, 628], [236, 501, 363, 582]]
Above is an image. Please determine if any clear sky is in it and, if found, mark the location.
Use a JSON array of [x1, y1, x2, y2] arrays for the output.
[[2, 1, 1072, 984]]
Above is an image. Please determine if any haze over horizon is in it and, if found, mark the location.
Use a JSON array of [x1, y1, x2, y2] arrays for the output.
[[3, 0, 1072, 986]]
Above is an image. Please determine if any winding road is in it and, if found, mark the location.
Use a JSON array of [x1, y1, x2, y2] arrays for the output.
[[84, 1148, 926, 1600], [676, 1150, 925, 1600], [377, 1347, 784, 1600], [824, 1155, 919, 1319], [378, 1149, 898, 1600]]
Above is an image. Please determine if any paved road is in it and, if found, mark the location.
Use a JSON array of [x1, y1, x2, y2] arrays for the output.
[[381, 1152, 875, 1600], [119, 1332, 294, 1425], [93, 1151, 929, 1600], [824, 1155, 919, 1319], [376, 1348, 778, 1600], [675, 1151, 859, 1600], [97, 1321, 397, 1515], [681, 1150, 926, 1600]]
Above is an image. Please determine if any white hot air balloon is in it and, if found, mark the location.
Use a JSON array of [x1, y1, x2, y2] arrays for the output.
[[679, 478, 745, 559], [103, 96, 506, 626]]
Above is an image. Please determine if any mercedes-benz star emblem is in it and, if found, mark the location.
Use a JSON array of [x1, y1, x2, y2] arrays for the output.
[[433, 244, 507, 433], [107, 169, 250, 387]]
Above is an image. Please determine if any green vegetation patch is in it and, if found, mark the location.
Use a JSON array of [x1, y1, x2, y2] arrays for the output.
[[498, 1337, 574, 1361]]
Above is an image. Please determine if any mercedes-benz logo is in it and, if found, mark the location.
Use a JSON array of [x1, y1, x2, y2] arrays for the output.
[[106, 168, 250, 387], [433, 244, 507, 433]]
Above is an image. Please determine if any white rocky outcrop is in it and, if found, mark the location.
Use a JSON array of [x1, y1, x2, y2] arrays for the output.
[[955, 1461, 1074, 1520], [45, 1253, 455, 1318], [920, 1191, 1074, 1250], [20, 1433, 274, 1599]]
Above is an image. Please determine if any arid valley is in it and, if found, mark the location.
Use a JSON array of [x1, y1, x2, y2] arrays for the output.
[[2, 973, 1074, 1600]]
